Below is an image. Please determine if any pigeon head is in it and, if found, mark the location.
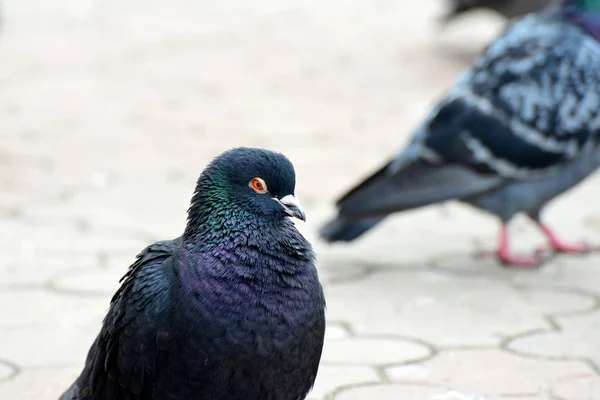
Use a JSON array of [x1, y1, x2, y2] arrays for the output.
[[185, 147, 306, 237]]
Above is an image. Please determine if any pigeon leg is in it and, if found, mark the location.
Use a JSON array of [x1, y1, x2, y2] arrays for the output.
[[527, 212, 592, 253], [475, 223, 548, 268]]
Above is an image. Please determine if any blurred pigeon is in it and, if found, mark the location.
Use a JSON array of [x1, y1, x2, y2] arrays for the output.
[[441, 0, 550, 24], [59, 147, 325, 400], [321, 0, 600, 267]]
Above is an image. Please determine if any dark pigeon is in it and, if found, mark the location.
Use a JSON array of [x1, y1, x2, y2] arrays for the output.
[[440, 0, 550, 24], [321, 0, 600, 267], [59, 147, 326, 400]]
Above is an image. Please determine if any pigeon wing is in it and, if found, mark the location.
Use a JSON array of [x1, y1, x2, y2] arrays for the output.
[[421, 16, 600, 180], [77, 240, 178, 400]]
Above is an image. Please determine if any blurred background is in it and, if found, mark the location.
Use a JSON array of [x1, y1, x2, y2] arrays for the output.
[[1, 0, 600, 399]]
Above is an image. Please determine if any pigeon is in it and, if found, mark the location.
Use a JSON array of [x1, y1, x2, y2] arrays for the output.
[[440, 0, 550, 24], [320, 0, 600, 267], [59, 147, 326, 400]]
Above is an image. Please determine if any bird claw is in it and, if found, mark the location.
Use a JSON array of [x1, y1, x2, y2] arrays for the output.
[[474, 248, 551, 268], [536, 240, 597, 255], [475, 240, 597, 267]]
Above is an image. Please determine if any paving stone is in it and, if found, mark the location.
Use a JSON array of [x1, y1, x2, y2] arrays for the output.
[[314, 262, 367, 285], [324, 269, 595, 346], [333, 383, 551, 400], [321, 336, 431, 365], [310, 203, 496, 267], [332, 384, 550, 400], [0, 289, 107, 327], [0, 325, 100, 369], [0, 220, 146, 260], [507, 310, 600, 370], [429, 254, 600, 296], [0, 220, 144, 286], [0, 152, 58, 209], [51, 267, 124, 296], [438, 255, 600, 298], [0, 0, 467, 206], [324, 323, 351, 340], [385, 349, 597, 397], [0, 360, 16, 381], [309, 365, 380, 400], [551, 376, 600, 400], [0, 251, 98, 287], [22, 179, 191, 240], [0, 367, 80, 400], [0, 290, 107, 367], [49, 253, 155, 297]]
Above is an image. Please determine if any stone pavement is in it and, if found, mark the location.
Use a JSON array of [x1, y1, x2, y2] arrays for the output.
[[0, 0, 599, 399]]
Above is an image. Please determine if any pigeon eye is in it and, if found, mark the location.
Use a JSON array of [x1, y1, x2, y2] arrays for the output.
[[249, 177, 268, 193]]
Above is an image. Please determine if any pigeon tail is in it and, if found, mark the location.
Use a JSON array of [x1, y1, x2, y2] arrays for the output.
[[319, 158, 502, 243], [319, 216, 385, 243], [338, 159, 501, 216]]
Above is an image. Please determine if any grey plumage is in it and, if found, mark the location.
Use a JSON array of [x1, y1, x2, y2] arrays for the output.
[[321, 7, 600, 265]]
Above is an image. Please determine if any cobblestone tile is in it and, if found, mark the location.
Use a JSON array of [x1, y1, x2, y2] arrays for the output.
[[310, 204, 495, 267], [0, 220, 145, 287], [321, 336, 431, 365], [0, 290, 107, 367], [332, 383, 551, 400], [0, 367, 80, 400], [385, 349, 596, 397], [21, 179, 192, 240], [0, 152, 57, 210], [551, 376, 600, 400], [324, 269, 595, 346], [50, 267, 124, 296], [430, 254, 600, 298], [324, 323, 351, 340], [0, 360, 16, 381], [313, 262, 368, 286], [0, 219, 146, 260], [507, 310, 600, 370], [0, 325, 100, 368], [0, 251, 98, 287], [309, 365, 380, 400]]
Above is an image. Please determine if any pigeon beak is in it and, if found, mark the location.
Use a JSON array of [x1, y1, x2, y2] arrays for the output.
[[277, 194, 306, 222]]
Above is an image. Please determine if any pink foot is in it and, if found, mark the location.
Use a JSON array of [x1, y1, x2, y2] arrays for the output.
[[474, 223, 551, 268], [475, 248, 548, 268], [536, 224, 596, 254], [537, 240, 593, 255]]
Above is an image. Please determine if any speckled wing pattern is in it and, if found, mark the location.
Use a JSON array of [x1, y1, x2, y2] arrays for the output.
[[419, 15, 600, 180]]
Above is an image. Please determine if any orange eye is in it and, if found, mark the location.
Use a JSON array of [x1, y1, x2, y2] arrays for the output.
[[249, 177, 268, 193]]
